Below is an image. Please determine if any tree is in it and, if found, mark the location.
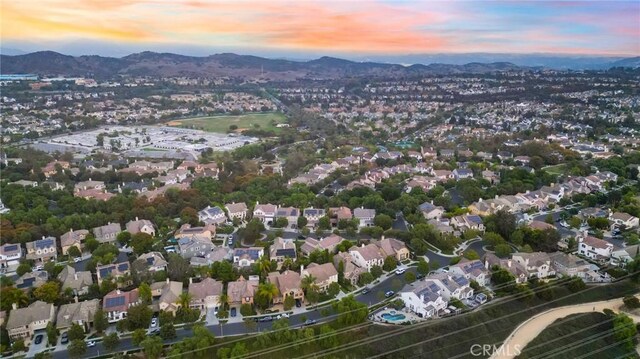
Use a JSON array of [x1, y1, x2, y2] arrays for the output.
[[568, 216, 582, 229], [68, 340, 86, 358], [373, 214, 393, 230], [240, 303, 254, 317], [67, 246, 82, 259], [103, 332, 120, 351], [12, 339, 26, 353], [464, 249, 480, 260], [84, 237, 100, 252], [370, 265, 383, 279], [16, 263, 32, 276], [167, 253, 192, 282], [131, 232, 154, 255], [623, 295, 640, 309], [46, 322, 58, 346], [139, 282, 152, 304], [404, 271, 416, 283], [318, 216, 331, 231], [567, 277, 586, 292], [297, 216, 308, 229], [256, 282, 279, 310], [141, 336, 164, 359], [358, 272, 374, 286], [284, 295, 295, 311], [327, 282, 341, 298], [117, 231, 132, 246], [382, 256, 398, 272], [160, 323, 177, 340], [417, 259, 430, 275], [274, 217, 288, 228], [67, 323, 85, 341], [613, 313, 637, 350], [495, 243, 513, 258], [306, 288, 320, 307], [126, 304, 153, 330], [332, 295, 368, 326], [132, 328, 147, 346]]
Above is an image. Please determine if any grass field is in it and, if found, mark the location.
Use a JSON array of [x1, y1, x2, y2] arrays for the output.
[[167, 112, 287, 134], [543, 164, 568, 175]]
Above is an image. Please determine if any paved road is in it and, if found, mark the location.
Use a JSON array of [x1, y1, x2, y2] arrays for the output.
[[491, 295, 640, 359]]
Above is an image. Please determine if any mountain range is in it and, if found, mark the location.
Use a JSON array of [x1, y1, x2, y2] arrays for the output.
[[1, 51, 638, 81]]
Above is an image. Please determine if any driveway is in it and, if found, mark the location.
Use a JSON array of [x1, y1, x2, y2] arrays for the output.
[[26, 331, 47, 358]]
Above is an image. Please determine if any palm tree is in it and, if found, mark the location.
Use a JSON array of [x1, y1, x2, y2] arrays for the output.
[[301, 274, 317, 292], [258, 258, 272, 278], [281, 258, 294, 270], [257, 282, 279, 309], [219, 293, 229, 311], [178, 292, 192, 309]]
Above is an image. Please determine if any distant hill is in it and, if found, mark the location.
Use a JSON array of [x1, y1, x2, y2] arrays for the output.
[[0, 51, 530, 80], [1, 51, 638, 80], [610, 56, 640, 68]]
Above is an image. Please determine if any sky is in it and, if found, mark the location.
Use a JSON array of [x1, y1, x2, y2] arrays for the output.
[[1, 0, 639, 58]]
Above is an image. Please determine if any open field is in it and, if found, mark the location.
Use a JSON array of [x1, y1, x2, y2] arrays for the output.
[[167, 112, 287, 134], [543, 164, 567, 175]]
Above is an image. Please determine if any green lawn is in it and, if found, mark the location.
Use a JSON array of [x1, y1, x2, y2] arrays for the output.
[[167, 112, 287, 134], [543, 164, 568, 175]]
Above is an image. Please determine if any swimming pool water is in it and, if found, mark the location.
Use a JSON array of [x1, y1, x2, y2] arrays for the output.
[[381, 313, 406, 321]]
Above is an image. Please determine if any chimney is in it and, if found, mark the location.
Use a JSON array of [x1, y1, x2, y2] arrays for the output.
[[381, 235, 385, 241], [135, 216, 139, 221], [74, 273, 78, 280], [116, 289, 121, 295], [12, 303, 17, 310], [189, 277, 193, 284], [507, 260, 512, 268], [166, 277, 170, 284], [74, 296, 79, 303], [300, 264, 304, 274]]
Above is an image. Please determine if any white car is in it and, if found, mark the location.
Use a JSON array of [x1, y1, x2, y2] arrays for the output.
[[73, 257, 82, 263], [151, 318, 158, 327], [395, 267, 406, 275], [87, 341, 96, 347]]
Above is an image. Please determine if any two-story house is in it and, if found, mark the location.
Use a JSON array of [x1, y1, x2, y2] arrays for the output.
[[399, 280, 448, 318], [375, 237, 410, 262], [275, 207, 300, 230], [6, 301, 55, 342], [268, 270, 304, 305], [301, 263, 338, 292], [96, 262, 131, 286], [93, 223, 122, 244], [227, 276, 259, 307], [300, 234, 343, 256], [253, 203, 278, 226], [578, 235, 614, 261], [56, 299, 100, 333], [449, 259, 490, 286], [0, 243, 22, 270], [125, 217, 156, 236], [132, 252, 167, 273], [269, 237, 297, 269], [353, 208, 376, 228], [419, 202, 445, 220], [58, 266, 93, 296], [177, 237, 215, 260], [610, 212, 639, 229], [233, 247, 264, 267], [349, 244, 385, 272], [25, 237, 58, 265], [189, 277, 223, 313], [303, 208, 326, 228], [428, 273, 474, 301], [60, 229, 88, 256], [225, 202, 248, 222], [103, 289, 141, 323], [511, 252, 555, 279], [198, 205, 227, 225], [151, 279, 183, 315]]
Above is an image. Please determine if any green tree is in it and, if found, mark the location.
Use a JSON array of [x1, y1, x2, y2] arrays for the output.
[[307, 287, 320, 307], [358, 272, 374, 286], [373, 214, 393, 230], [332, 295, 368, 327], [569, 216, 582, 229], [382, 256, 398, 272], [283, 295, 295, 311], [274, 217, 288, 228], [12, 339, 26, 353], [297, 216, 308, 229], [84, 237, 100, 252], [160, 323, 177, 340], [464, 249, 480, 260], [16, 262, 32, 276], [370, 265, 383, 279], [126, 304, 153, 330], [613, 313, 637, 350], [139, 282, 152, 304], [404, 271, 416, 283], [623, 295, 640, 309], [567, 277, 586, 292], [327, 282, 341, 298], [67, 246, 82, 259], [46, 322, 58, 346], [417, 259, 430, 275], [67, 323, 85, 341], [131, 232, 154, 255], [495, 243, 513, 258], [132, 328, 147, 346], [117, 231, 132, 246], [103, 332, 120, 352], [140, 336, 164, 359], [256, 282, 279, 310], [67, 340, 86, 358], [240, 303, 254, 317], [318, 216, 331, 231]]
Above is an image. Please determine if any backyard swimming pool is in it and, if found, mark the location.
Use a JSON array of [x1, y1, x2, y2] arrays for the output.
[[381, 313, 407, 321]]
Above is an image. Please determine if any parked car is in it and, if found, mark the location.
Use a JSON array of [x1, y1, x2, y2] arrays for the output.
[[361, 287, 371, 295], [73, 257, 82, 263], [230, 307, 237, 317], [416, 273, 425, 279], [295, 299, 302, 308], [151, 317, 158, 328], [87, 341, 96, 347], [61, 332, 69, 345], [149, 329, 160, 336], [395, 267, 406, 275], [259, 316, 273, 322], [34, 334, 44, 345], [385, 291, 395, 298], [303, 319, 317, 326]]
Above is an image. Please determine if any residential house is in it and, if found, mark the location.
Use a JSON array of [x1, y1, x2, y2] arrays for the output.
[[198, 205, 227, 225], [375, 237, 410, 261], [303, 208, 326, 228], [399, 280, 448, 318], [6, 301, 55, 342], [25, 237, 57, 264], [610, 212, 639, 229], [133, 252, 167, 273], [269, 237, 297, 269], [42, 160, 70, 177], [56, 299, 100, 332], [353, 208, 376, 228], [449, 259, 490, 286], [333, 252, 365, 286], [349, 244, 385, 272], [433, 170, 454, 182], [15, 271, 49, 291], [189, 278, 223, 313], [96, 262, 131, 286], [125, 217, 156, 236], [610, 245, 640, 268], [453, 168, 474, 180], [482, 170, 499, 184], [151, 279, 183, 315], [268, 270, 304, 304], [511, 252, 555, 279], [174, 224, 216, 241], [225, 202, 248, 222], [190, 247, 230, 267], [419, 201, 444, 220], [301, 263, 338, 292], [103, 289, 141, 323], [450, 215, 485, 232], [300, 234, 343, 256], [74, 179, 106, 193], [578, 235, 614, 261], [58, 266, 93, 296], [177, 237, 215, 260], [93, 223, 122, 244], [484, 253, 528, 284], [328, 207, 353, 227], [227, 276, 259, 306], [427, 273, 474, 301], [60, 229, 88, 255], [233, 247, 264, 267], [275, 207, 300, 230], [253, 203, 278, 226], [0, 243, 22, 269], [550, 252, 605, 282]]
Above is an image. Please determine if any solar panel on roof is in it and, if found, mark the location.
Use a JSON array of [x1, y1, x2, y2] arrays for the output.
[[276, 248, 296, 258], [453, 276, 467, 285], [20, 277, 35, 288], [4, 244, 18, 251], [99, 267, 113, 277], [117, 263, 129, 271], [105, 296, 125, 308]]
